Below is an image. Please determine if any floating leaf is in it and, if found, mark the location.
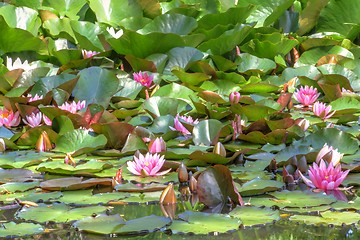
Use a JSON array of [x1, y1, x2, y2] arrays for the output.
[[290, 210, 360, 226], [0, 222, 43, 238], [170, 211, 241, 234], [237, 178, 284, 196], [230, 206, 280, 226]]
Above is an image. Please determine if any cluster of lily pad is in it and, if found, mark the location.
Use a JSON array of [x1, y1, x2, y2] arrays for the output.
[[0, 0, 359, 238]]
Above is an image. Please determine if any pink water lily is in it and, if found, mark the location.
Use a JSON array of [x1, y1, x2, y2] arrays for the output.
[[0, 109, 21, 128], [316, 143, 343, 166], [133, 71, 153, 88], [23, 112, 42, 127], [229, 92, 240, 105], [82, 50, 99, 59], [312, 101, 336, 119], [293, 86, 320, 106], [170, 114, 199, 135], [294, 118, 310, 131], [300, 159, 349, 190], [127, 152, 171, 177], [59, 100, 86, 114], [148, 137, 166, 154], [27, 94, 43, 102]]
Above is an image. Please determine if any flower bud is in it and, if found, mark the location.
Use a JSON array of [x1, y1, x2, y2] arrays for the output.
[[112, 168, 123, 187], [36, 131, 53, 152], [160, 182, 177, 204], [177, 163, 188, 183], [148, 137, 166, 153], [213, 142, 226, 157], [294, 118, 310, 131], [0, 138, 5, 152], [229, 92, 241, 105]]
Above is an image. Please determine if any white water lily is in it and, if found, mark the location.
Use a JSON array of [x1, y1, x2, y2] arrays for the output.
[[106, 27, 123, 39], [6, 57, 31, 71]]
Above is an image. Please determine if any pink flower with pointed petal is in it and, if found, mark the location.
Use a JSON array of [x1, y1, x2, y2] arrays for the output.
[[133, 71, 153, 88], [312, 101, 336, 119], [229, 92, 241, 105], [316, 143, 343, 166], [27, 94, 43, 102], [294, 118, 310, 131], [82, 50, 99, 59], [0, 109, 21, 128], [148, 137, 166, 154], [127, 152, 171, 177], [299, 159, 349, 190], [293, 86, 320, 106], [170, 114, 199, 135], [43, 115, 52, 126], [59, 100, 86, 113], [23, 112, 42, 128]]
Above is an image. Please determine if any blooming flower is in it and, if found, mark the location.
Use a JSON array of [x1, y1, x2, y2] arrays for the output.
[[133, 71, 153, 88], [106, 27, 123, 39], [0, 109, 21, 128], [316, 143, 343, 166], [300, 159, 349, 190], [170, 114, 199, 135], [312, 101, 336, 119], [293, 86, 320, 106], [27, 93, 43, 102], [6, 57, 31, 71], [229, 92, 241, 105], [43, 115, 52, 126], [82, 50, 99, 59], [59, 100, 86, 113], [127, 152, 171, 177], [148, 137, 166, 153], [23, 112, 42, 128]]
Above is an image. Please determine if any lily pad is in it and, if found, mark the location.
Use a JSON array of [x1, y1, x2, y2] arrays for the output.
[[290, 210, 360, 226], [229, 206, 280, 226], [0, 222, 43, 238], [73, 214, 170, 235], [0, 181, 39, 193], [60, 190, 130, 205], [36, 160, 112, 175], [237, 178, 284, 196], [17, 203, 108, 223], [170, 211, 241, 234]]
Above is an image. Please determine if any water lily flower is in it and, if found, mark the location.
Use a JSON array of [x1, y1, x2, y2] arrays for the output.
[[106, 27, 123, 39], [133, 71, 153, 88], [27, 93, 43, 102], [148, 137, 166, 153], [6, 57, 31, 71], [36, 131, 52, 152], [316, 143, 343, 166], [23, 112, 42, 128], [293, 86, 320, 106], [229, 92, 240, 105], [127, 152, 171, 177], [59, 100, 86, 113], [300, 159, 349, 190], [170, 114, 199, 135], [82, 50, 99, 59], [0, 109, 21, 128], [43, 115, 52, 126], [312, 101, 336, 119], [294, 118, 310, 131]]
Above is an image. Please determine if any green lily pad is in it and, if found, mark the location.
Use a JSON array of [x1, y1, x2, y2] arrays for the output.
[[60, 190, 130, 205], [230, 206, 280, 226], [170, 211, 241, 234], [0, 151, 51, 169], [54, 129, 108, 156], [0, 222, 43, 238], [0, 190, 63, 204], [0, 181, 39, 193], [192, 119, 223, 146], [237, 178, 284, 196], [17, 203, 108, 223], [290, 210, 360, 226], [247, 191, 337, 208], [73, 214, 170, 235], [36, 160, 112, 175]]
